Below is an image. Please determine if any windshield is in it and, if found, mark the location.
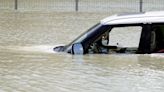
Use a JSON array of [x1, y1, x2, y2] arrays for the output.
[[65, 23, 102, 51]]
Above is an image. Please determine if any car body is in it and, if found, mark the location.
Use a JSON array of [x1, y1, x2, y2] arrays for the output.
[[54, 11, 164, 54]]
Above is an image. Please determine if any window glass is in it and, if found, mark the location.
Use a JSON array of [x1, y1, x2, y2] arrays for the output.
[[158, 25, 164, 39], [108, 26, 142, 48]]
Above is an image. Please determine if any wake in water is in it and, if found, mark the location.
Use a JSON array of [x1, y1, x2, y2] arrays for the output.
[[18, 45, 55, 53], [3, 45, 64, 54]]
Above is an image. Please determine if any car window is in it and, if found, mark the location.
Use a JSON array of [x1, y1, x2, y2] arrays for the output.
[[152, 25, 164, 52], [108, 26, 142, 48], [158, 25, 164, 39]]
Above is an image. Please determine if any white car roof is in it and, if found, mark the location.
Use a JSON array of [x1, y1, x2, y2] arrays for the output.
[[101, 11, 164, 25]]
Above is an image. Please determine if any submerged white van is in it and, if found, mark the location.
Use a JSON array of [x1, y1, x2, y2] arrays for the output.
[[54, 11, 164, 54]]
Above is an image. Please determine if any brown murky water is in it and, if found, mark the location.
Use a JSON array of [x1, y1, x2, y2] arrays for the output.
[[0, 11, 164, 92]]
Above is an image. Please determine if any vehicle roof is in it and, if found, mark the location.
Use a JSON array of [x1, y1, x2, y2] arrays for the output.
[[101, 11, 164, 25]]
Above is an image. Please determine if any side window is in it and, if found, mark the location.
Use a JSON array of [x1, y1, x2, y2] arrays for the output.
[[157, 25, 164, 42], [108, 26, 142, 48], [153, 25, 164, 52]]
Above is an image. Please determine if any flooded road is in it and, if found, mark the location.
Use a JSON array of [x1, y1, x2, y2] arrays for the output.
[[0, 11, 164, 92]]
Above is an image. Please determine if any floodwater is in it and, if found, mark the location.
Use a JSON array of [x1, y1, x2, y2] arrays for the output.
[[1, 0, 164, 12], [0, 11, 164, 92]]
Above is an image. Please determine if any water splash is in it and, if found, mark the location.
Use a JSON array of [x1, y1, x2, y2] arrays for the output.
[[3, 45, 64, 54]]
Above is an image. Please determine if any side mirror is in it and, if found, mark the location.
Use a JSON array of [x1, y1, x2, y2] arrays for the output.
[[71, 43, 84, 55]]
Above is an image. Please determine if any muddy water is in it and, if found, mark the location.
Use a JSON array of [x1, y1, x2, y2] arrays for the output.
[[1, 0, 164, 12], [0, 11, 164, 92]]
